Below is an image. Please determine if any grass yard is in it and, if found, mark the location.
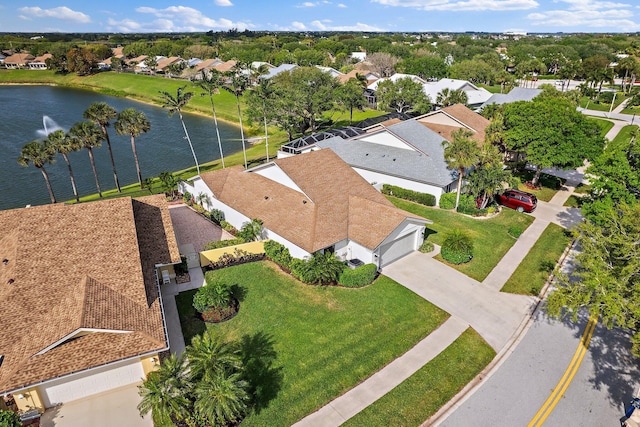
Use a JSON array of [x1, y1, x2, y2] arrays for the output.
[[564, 194, 585, 208], [611, 124, 640, 145], [388, 196, 534, 281], [513, 170, 564, 202], [175, 261, 449, 426], [501, 222, 572, 295], [343, 328, 495, 427]]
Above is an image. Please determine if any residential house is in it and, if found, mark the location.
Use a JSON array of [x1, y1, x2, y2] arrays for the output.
[[480, 87, 542, 109], [0, 195, 181, 413], [4, 53, 35, 69], [180, 149, 430, 267], [367, 73, 428, 92], [156, 56, 185, 74], [351, 52, 367, 62], [422, 78, 493, 109], [416, 104, 490, 144], [27, 54, 52, 70], [316, 65, 343, 78], [338, 69, 378, 86], [259, 63, 298, 79]]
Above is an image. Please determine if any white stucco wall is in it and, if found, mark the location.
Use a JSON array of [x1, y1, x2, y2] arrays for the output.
[[353, 167, 450, 206], [377, 220, 425, 248]]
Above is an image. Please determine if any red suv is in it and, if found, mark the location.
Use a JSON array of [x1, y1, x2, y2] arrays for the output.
[[496, 189, 537, 213]]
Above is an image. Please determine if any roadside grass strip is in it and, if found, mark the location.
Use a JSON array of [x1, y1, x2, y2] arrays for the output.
[[343, 328, 495, 427], [527, 315, 598, 427]]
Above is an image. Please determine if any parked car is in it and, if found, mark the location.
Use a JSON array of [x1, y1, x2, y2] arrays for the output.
[[496, 189, 537, 213]]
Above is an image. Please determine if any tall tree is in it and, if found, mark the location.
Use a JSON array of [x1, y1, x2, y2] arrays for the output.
[[196, 70, 226, 168], [336, 78, 366, 124], [224, 66, 250, 169], [245, 78, 276, 161], [114, 108, 151, 189], [69, 121, 105, 198], [546, 202, 640, 356], [436, 88, 469, 107], [159, 86, 200, 175], [47, 130, 80, 202], [375, 77, 431, 114], [442, 129, 481, 209], [17, 139, 57, 204], [193, 371, 249, 426], [502, 98, 605, 186], [84, 102, 120, 192], [466, 143, 516, 209]]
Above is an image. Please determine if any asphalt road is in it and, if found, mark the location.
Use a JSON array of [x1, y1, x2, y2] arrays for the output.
[[438, 252, 640, 427]]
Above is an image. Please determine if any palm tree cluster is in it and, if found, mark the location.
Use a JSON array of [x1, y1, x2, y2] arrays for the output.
[[138, 331, 250, 426], [18, 102, 151, 204]]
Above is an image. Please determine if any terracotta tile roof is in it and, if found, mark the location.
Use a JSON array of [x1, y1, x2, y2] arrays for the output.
[[195, 58, 221, 72], [199, 150, 427, 253], [0, 195, 180, 393], [4, 53, 34, 64], [156, 56, 182, 70], [213, 60, 237, 73], [33, 53, 51, 63]]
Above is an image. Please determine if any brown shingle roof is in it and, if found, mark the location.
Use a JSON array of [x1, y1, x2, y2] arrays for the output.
[[0, 195, 180, 393], [441, 104, 490, 136], [199, 150, 426, 252], [418, 104, 489, 144], [4, 53, 34, 64]]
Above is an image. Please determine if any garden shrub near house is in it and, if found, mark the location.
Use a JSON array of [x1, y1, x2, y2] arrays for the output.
[[338, 264, 378, 288], [441, 229, 473, 264], [204, 237, 247, 250], [264, 240, 293, 270], [439, 192, 457, 210], [193, 277, 237, 322], [381, 184, 436, 206], [291, 251, 346, 285], [209, 208, 225, 225], [456, 194, 488, 216], [220, 220, 238, 235], [0, 409, 21, 427], [419, 240, 435, 253]]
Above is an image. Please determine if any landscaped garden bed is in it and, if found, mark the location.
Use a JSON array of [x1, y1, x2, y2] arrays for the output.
[[175, 261, 449, 426], [388, 196, 534, 281]]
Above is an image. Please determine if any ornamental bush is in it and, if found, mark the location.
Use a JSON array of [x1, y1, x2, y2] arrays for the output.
[[264, 240, 293, 270], [419, 240, 435, 253], [292, 252, 346, 285], [439, 192, 457, 209], [441, 229, 473, 264], [193, 278, 231, 312], [0, 410, 21, 427], [381, 184, 436, 206], [203, 237, 246, 250], [209, 208, 225, 225], [338, 264, 378, 288]]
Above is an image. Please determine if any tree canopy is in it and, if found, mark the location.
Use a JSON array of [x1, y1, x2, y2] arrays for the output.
[[375, 77, 431, 115]]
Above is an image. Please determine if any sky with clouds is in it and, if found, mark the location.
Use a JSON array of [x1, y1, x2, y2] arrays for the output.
[[1, 0, 639, 34]]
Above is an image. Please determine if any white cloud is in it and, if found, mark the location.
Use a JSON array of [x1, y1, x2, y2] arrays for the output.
[[291, 21, 307, 29], [17, 6, 91, 23], [527, 0, 640, 31], [298, 2, 318, 7], [338, 3, 348, 7], [119, 6, 251, 32], [371, 0, 538, 11], [310, 20, 384, 31], [215, 0, 234, 6]]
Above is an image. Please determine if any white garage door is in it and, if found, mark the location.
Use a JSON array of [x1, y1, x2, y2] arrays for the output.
[[379, 231, 417, 267], [40, 359, 145, 408]]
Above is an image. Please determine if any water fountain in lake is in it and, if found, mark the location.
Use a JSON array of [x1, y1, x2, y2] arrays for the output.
[[36, 115, 64, 137]]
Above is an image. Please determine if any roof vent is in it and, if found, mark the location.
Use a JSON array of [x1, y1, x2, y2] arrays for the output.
[[2, 259, 7, 266], [303, 200, 307, 204], [7, 279, 14, 284], [264, 196, 269, 200], [393, 158, 396, 161]]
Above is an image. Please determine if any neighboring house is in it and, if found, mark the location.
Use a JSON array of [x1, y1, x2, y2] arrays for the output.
[[212, 59, 237, 73], [194, 58, 223, 73], [338, 69, 378, 85], [0, 53, 5, 66], [367, 73, 428, 92], [0, 195, 181, 413], [423, 78, 493, 109], [259, 63, 298, 79], [351, 52, 367, 62], [316, 65, 343, 78], [188, 57, 203, 68], [27, 54, 51, 70], [156, 56, 184, 73], [4, 53, 35, 69], [180, 149, 430, 268], [416, 104, 490, 144], [480, 87, 542, 109], [315, 119, 459, 205]]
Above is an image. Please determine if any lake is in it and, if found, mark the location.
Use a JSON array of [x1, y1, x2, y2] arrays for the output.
[[0, 85, 244, 210]]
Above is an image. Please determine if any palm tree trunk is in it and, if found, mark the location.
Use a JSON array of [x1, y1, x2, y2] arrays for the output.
[[39, 167, 56, 204], [263, 101, 269, 162], [532, 167, 542, 187], [178, 111, 200, 175], [87, 147, 102, 197], [209, 95, 225, 168], [130, 135, 143, 188], [236, 96, 247, 169], [62, 153, 79, 202], [455, 169, 463, 209], [103, 126, 121, 192]]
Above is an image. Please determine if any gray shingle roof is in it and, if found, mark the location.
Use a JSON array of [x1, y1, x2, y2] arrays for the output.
[[481, 87, 542, 108]]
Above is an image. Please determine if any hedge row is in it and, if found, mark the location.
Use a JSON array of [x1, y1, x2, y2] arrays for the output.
[[382, 184, 436, 207], [203, 237, 246, 250], [338, 264, 378, 288]]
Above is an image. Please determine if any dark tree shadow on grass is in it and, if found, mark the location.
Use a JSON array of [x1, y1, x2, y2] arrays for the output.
[[239, 331, 283, 414]]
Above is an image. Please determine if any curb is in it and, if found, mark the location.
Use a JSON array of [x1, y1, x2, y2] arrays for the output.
[[424, 238, 578, 426]]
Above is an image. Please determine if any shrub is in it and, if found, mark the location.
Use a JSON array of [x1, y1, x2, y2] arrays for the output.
[[175, 255, 189, 275], [264, 240, 293, 270], [208, 248, 264, 270], [338, 264, 378, 288], [210, 208, 225, 225], [419, 240, 435, 253], [193, 279, 231, 312], [236, 218, 264, 242], [182, 190, 192, 204], [441, 229, 473, 264], [0, 410, 21, 427], [439, 192, 457, 209], [204, 237, 247, 250], [382, 184, 436, 206], [508, 225, 524, 238], [292, 252, 346, 285], [220, 220, 238, 235]]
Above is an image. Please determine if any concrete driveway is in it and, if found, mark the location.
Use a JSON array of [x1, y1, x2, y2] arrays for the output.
[[383, 251, 536, 351], [40, 383, 152, 427]]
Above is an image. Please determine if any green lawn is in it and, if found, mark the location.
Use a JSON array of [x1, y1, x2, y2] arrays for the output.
[[611, 124, 640, 145], [513, 170, 564, 202], [501, 222, 572, 295], [590, 117, 615, 137], [343, 328, 495, 427], [175, 261, 449, 426], [563, 194, 584, 208], [388, 197, 534, 281]]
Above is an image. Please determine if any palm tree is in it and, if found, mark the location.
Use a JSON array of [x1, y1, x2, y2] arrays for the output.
[[224, 65, 250, 168], [84, 102, 120, 192], [193, 371, 249, 426], [159, 86, 201, 175], [17, 139, 57, 203], [197, 70, 226, 168], [47, 130, 80, 202], [247, 78, 275, 161], [466, 143, 516, 209], [114, 108, 150, 189], [186, 331, 243, 381], [69, 121, 105, 198], [437, 88, 469, 107], [137, 353, 190, 426], [442, 129, 481, 209]]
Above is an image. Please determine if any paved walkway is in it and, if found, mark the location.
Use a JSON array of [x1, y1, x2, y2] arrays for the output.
[[296, 174, 586, 427]]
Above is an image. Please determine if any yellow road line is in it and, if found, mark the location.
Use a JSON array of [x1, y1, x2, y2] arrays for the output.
[[527, 314, 598, 427]]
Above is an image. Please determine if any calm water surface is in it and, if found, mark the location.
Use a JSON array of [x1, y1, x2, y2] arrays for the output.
[[0, 85, 243, 210]]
